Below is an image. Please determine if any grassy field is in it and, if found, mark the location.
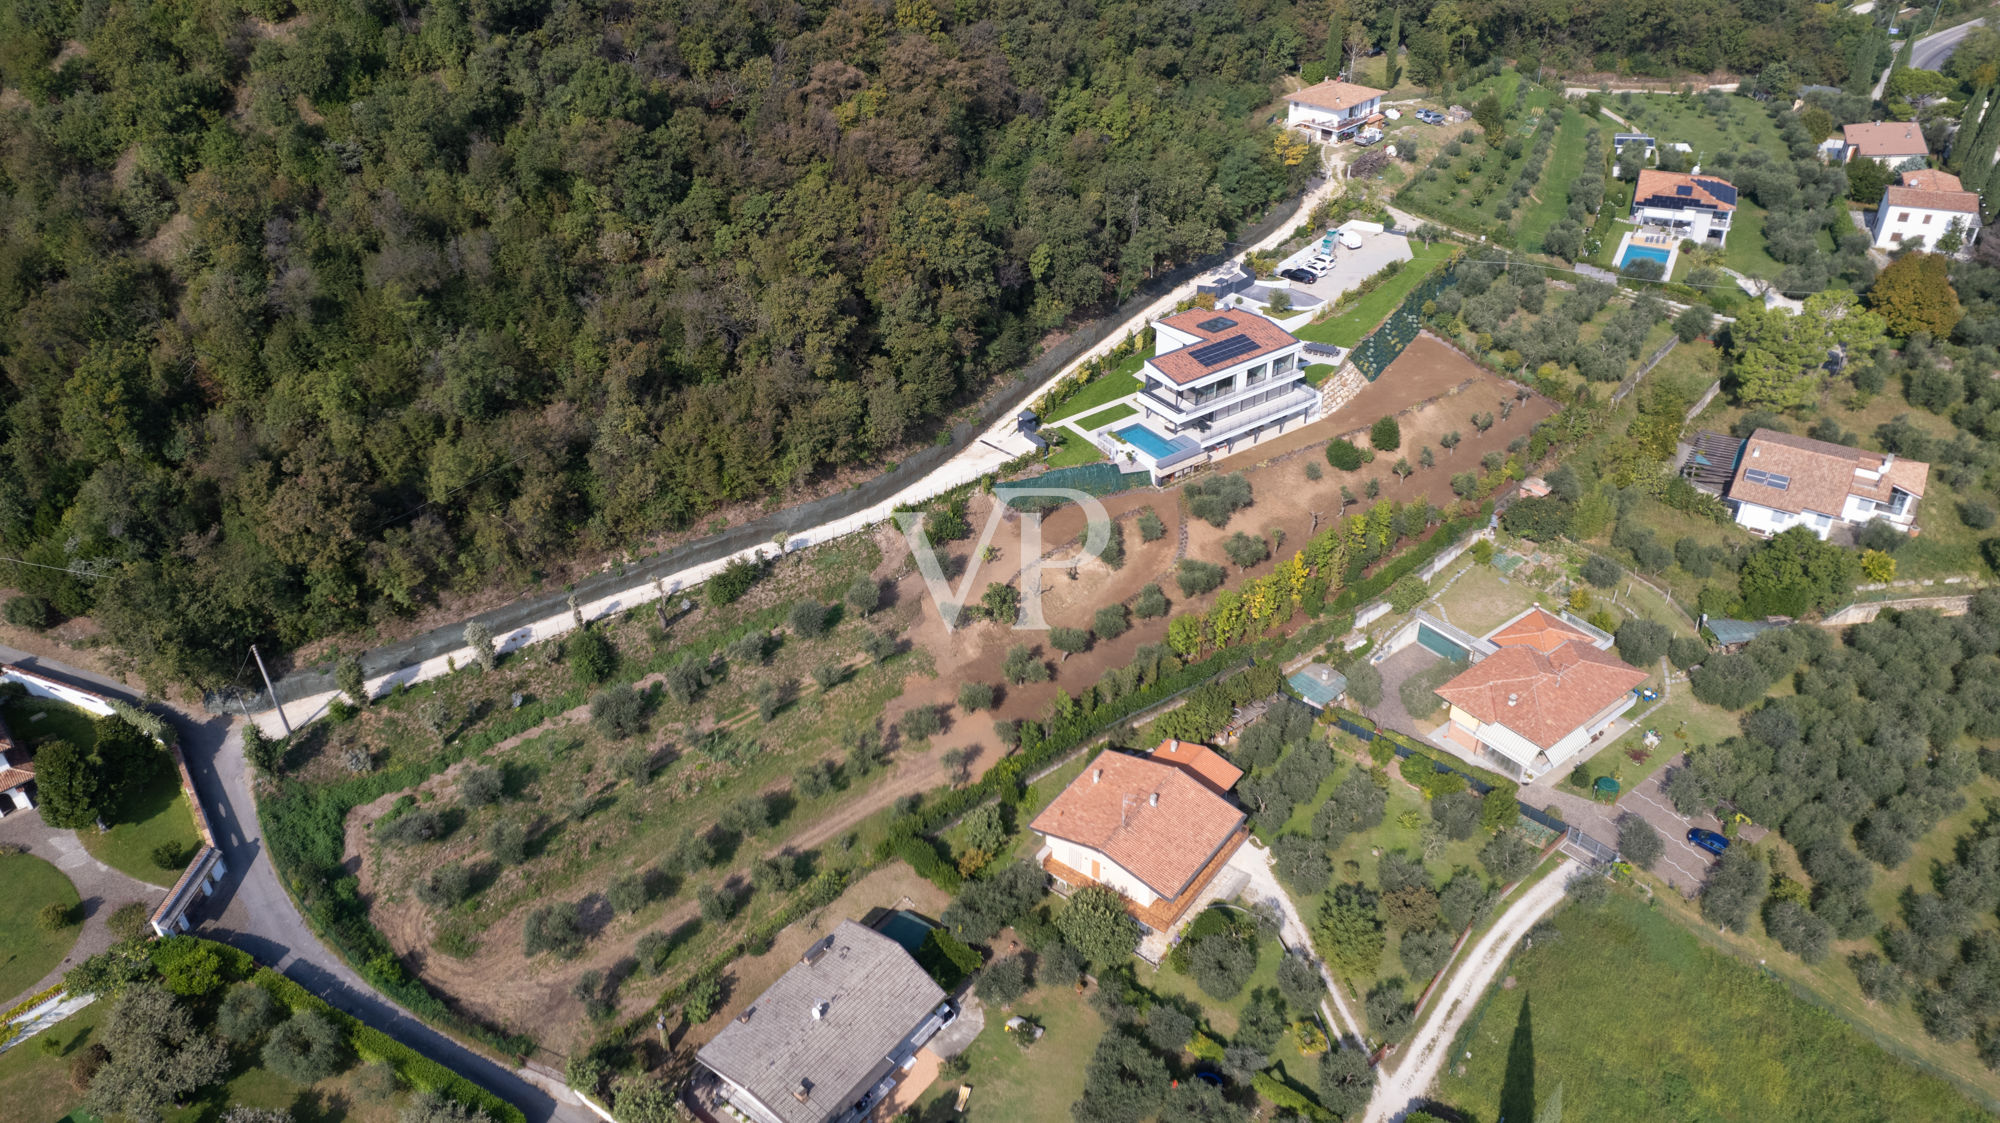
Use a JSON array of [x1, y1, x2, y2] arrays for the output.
[[1075, 404, 1136, 431], [0, 697, 99, 752], [1436, 891, 1995, 1122], [1042, 426, 1105, 467], [0, 1000, 101, 1123], [79, 772, 202, 889], [1295, 241, 1455, 350], [913, 975, 1106, 1123], [1563, 687, 1738, 797], [0, 853, 82, 1002], [1517, 110, 1600, 253], [1430, 562, 1540, 636]]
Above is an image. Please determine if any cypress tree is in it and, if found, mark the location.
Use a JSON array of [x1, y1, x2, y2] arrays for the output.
[[1386, 8, 1402, 88], [1959, 90, 2000, 197]]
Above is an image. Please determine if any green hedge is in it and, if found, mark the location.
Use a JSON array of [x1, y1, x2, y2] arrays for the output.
[[1328, 706, 1521, 809], [893, 836, 962, 893], [915, 928, 982, 990], [252, 966, 526, 1123], [1253, 1070, 1333, 1121]]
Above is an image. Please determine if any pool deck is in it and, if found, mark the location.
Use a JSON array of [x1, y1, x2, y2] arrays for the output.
[[1614, 229, 1679, 278]]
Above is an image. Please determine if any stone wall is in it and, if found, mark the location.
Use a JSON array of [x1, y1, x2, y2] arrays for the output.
[[1318, 363, 1367, 417]]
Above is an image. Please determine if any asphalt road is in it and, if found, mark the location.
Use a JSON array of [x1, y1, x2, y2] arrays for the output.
[[0, 646, 589, 1123], [1912, 17, 1987, 71]]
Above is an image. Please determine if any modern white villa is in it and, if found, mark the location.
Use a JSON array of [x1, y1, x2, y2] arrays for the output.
[[1872, 169, 1981, 252], [1722, 429, 1930, 540], [1630, 169, 1737, 245], [1095, 308, 1317, 483], [1283, 79, 1387, 145]]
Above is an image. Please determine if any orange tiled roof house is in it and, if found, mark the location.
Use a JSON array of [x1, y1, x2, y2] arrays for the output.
[[1282, 79, 1387, 145], [1431, 608, 1649, 783], [1030, 742, 1247, 935]]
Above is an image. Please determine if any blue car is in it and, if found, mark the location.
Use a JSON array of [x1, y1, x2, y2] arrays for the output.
[[1687, 828, 1729, 856]]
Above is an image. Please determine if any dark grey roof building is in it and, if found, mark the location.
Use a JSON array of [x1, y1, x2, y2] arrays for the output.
[[695, 920, 951, 1123]]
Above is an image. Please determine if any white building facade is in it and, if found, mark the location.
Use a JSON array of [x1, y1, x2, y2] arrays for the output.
[[1283, 79, 1387, 145], [1630, 169, 1737, 245], [1872, 170, 1981, 252]]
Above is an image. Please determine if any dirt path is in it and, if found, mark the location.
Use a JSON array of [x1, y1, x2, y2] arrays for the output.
[[1363, 867, 1577, 1123]]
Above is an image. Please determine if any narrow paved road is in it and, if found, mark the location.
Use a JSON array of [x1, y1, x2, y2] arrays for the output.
[[1912, 17, 1988, 71], [1363, 866, 1577, 1123], [0, 645, 590, 1123]]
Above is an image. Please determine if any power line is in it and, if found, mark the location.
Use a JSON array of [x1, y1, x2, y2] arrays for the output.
[[0, 554, 105, 580]]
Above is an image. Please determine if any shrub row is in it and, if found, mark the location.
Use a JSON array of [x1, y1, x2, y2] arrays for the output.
[[1326, 706, 1520, 810], [1253, 1071, 1333, 1121], [253, 963, 526, 1123]]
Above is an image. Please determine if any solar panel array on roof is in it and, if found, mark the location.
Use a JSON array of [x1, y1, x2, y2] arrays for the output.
[[1696, 178, 1738, 205], [1187, 334, 1260, 368], [1744, 468, 1790, 491], [1196, 316, 1237, 333], [1675, 185, 1692, 196]]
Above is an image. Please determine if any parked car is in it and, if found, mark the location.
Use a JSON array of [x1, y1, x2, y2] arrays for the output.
[[1193, 1072, 1226, 1087], [1338, 229, 1364, 250], [1415, 108, 1446, 125], [1280, 267, 1317, 284], [1686, 828, 1729, 856]]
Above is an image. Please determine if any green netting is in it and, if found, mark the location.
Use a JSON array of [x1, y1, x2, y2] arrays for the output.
[[1001, 463, 1148, 509], [1347, 264, 1461, 381]]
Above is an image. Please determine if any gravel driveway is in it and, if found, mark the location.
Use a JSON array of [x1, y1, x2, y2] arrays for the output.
[[0, 808, 167, 1007], [1523, 753, 1761, 897]]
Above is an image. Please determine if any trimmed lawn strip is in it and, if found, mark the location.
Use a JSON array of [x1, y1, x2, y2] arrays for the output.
[[1044, 426, 1105, 467], [1517, 110, 1596, 252], [1295, 242, 1454, 350], [1076, 404, 1137, 431], [0, 698, 98, 752], [1437, 890, 1994, 1121], [78, 773, 203, 889], [0, 853, 83, 1003]]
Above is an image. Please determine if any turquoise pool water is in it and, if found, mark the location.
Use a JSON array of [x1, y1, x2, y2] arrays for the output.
[[1117, 424, 1179, 459], [876, 909, 938, 955], [1620, 244, 1671, 269]]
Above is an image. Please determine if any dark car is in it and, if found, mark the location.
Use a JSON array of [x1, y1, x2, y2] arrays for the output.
[[1281, 267, 1318, 284], [1686, 828, 1729, 856]]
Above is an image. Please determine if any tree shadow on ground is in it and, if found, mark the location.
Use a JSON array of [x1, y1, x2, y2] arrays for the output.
[[1499, 993, 1535, 1123]]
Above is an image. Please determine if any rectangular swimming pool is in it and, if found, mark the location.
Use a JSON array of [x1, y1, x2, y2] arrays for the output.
[[1620, 244, 1671, 269], [1117, 424, 1181, 460]]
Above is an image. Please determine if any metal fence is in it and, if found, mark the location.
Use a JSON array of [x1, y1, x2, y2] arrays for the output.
[[1000, 463, 1149, 508], [1332, 716, 1502, 796], [1346, 262, 1461, 381]]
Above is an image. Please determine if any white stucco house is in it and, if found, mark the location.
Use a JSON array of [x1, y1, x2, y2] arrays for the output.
[[1630, 169, 1737, 245], [1434, 608, 1648, 782], [1284, 79, 1387, 145], [1839, 121, 1929, 168], [1031, 742, 1246, 934], [1098, 308, 1316, 483], [1722, 429, 1930, 540], [1872, 169, 1981, 252]]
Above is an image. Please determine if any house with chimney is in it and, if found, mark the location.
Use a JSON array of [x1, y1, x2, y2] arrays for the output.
[[1432, 607, 1649, 782], [1030, 742, 1247, 936], [1283, 79, 1388, 145], [693, 920, 954, 1123], [1717, 429, 1931, 540], [1871, 169, 1981, 253], [1837, 121, 1930, 169]]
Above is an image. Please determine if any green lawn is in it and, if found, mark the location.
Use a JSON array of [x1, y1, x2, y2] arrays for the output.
[[1564, 688, 1739, 798], [1517, 110, 1599, 252], [79, 772, 202, 888], [1042, 426, 1105, 468], [1295, 242, 1454, 350], [1430, 561, 1541, 636], [1720, 198, 1785, 279], [1302, 363, 1336, 386], [0, 853, 82, 1002], [1075, 404, 1136, 431], [0, 1001, 102, 1123], [0, 697, 99, 752], [913, 979, 1106, 1123], [1044, 350, 1149, 425], [1435, 891, 1995, 1122]]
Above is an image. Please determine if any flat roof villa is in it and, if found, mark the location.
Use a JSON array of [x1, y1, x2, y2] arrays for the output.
[[1630, 169, 1737, 245], [1092, 308, 1318, 483]]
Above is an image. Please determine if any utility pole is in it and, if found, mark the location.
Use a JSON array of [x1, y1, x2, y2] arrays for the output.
[[250, 644, 291, 737]]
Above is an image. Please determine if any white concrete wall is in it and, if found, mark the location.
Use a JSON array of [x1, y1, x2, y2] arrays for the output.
[[1872, 204, 1977, 250], [1634, 205, 1724, 243], [1, 668, 116, 718], [1045, 835, 1159, 907], [1732, 499, 1828, 538]]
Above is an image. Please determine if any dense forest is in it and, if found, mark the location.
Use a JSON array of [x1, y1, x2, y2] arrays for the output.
[[0, 0, 1321, 684], [0, 0, 1893, 686]]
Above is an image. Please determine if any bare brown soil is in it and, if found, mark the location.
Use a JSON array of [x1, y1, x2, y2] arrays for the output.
[[350, 337, 1552, 1052]]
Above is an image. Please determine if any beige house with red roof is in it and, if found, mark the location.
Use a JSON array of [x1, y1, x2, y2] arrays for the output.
[[1433, 607, 1648, 782], [1839, 121, 1929, 168], [1871, 169, 1981, 253], [1100, 308, 1313, 482], [1031, 744, 1247, 934], [1723, 429, 1930, 540], [1284, 79, 1387, 144]]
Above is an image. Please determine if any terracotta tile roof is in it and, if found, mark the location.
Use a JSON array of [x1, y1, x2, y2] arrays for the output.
[[1843, 121, 1928, 158], [1148, 309, 1299, 385], [1485, 607, 1596, 654], [1030, 749, 1246, 901], [1729, 429, 1929, 517], [1633, 170, 1737, 213], [1043, 824, 1246, 933], [1901, 170, 1965, 193], [1435, 642, 1648, 752], [1284, 79, 1387, 112], [0, 764, 33, 792], [1146, 739, 1243, 795], [1883, 172, 1980, 214]]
